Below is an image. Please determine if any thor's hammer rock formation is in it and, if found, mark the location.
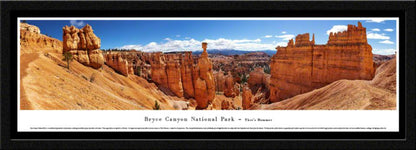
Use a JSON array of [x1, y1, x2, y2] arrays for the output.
[[194, 42, 216, 109]]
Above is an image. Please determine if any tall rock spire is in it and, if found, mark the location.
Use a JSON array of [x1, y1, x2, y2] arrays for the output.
[[194, 42, 215, 109], [201, 42, 208, 58], [311, 33, 315, 45]]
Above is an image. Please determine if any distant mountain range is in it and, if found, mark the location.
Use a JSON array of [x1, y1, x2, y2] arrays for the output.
[[192, 49, 276, 56], [108, 49, 277, 56]]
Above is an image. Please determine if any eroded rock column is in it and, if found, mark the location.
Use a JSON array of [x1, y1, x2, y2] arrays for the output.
[[62, 24, 104, 69], [194, 42, 216, 109]]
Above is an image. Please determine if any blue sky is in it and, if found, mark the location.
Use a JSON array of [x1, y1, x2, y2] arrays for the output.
[[24, 19, 397, 55]]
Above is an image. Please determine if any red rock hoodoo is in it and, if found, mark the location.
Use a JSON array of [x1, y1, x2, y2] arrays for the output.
[[269, 22, 375, 102], [194, 42, 216, 109], [181, 52, 195, 98], [242, 85, 253, 110], [223, 71, 238, 98], [214, 70, 226, 93], [63, 24, 104, 69], [147, 52, 190, 98], [165, 54, 184, 97], [150, 52, 169, 89]]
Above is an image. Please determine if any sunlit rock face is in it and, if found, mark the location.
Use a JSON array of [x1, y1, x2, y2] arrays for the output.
[[223, 71, 238, 98], [63, 24, 104, 69], [213, 70, 226, 94], [20, 23, 62, 54], [165, 54, 184, 97], [105, 53, 130, 76], [270, 22, 375, 102], [181, 52, 195, 98], [242, 85, 253, 110]]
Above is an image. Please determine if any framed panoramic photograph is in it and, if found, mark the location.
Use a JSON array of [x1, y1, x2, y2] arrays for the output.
[[1, 1, 415, 150]]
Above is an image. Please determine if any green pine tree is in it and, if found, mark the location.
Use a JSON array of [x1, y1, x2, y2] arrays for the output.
[[153, 100, 160, 110], [62, 51, 73, 69], [241, 74, 248, 84]]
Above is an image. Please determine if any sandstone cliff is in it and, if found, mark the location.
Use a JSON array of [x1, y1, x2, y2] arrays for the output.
[[270, 22, 375, 102], [105, 52, 131, 76], [20, 23, 62, 54], [104, 43, 215, 107], [165, 54, 184, 97], [63, 24, 104, 69], [181, 52, 195, 98]]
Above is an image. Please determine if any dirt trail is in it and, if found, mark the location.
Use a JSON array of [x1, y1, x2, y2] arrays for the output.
[[20, 53, 40, 110]]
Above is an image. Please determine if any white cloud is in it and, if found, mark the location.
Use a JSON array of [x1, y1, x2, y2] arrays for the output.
[[281, 31, 287, 34], [118, 38, 275, 52], [276, 42, 288, 47], [373, 48, 396, 55], [184, 37, 191, 39], [264, 35, 273, 38], [379, 40, 394, 44], [366, 19, 385, 23], [371, 28, 380, 32], [276, 34, 295, 40], [367, 33, 390, 40], [326, 25, 347, 35], [384, 28, 394, 32], [70, 20, 85, 27]]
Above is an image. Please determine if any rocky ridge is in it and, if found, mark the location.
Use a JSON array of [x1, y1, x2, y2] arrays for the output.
[[20, 23, 63, 54]]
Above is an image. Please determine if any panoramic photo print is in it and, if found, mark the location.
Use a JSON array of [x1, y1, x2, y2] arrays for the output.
[[19, 18, 398, 110]]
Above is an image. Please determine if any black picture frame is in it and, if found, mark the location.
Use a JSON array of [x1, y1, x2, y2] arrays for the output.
[[1, 1, 415, 149]]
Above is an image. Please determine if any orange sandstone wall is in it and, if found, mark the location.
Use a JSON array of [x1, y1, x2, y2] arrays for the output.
[[110, 43, 215, 104], [181, 52, 195, 98], [20, 23, 62, 54], [270, 22, 375, 102]]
